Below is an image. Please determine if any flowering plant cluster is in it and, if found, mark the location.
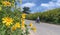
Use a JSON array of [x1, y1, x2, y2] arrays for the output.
[[0, 0, 36, 35]]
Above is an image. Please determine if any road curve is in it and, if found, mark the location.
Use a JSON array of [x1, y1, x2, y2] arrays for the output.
[[25, 20, 60, 35]]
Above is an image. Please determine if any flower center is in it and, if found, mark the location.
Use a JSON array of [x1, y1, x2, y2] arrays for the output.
[[6, 18, 11, 22]]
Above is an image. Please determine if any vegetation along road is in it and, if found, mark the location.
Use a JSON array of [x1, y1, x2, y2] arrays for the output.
[[25, 20, 60, 35]]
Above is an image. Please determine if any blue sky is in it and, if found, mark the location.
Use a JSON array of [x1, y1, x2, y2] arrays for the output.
[[17, 0, 60, 13]]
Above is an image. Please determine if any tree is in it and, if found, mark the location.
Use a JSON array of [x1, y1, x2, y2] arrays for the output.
[[22, 7, 31, 14]]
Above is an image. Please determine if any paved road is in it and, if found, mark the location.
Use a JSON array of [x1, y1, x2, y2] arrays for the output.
[[25, 20, 60, 35]]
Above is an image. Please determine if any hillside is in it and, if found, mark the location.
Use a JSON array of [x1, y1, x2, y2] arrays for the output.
[[26, 8, 60, 24]]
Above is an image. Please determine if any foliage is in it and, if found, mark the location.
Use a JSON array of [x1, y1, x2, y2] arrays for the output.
[[26, 8, 60, 24]]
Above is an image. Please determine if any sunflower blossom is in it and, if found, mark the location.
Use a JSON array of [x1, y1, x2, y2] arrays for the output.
[[2, 1, 11, 6], [21, 20, 25, 24], [11, 25, 16, 31], [21, 19, 25, 29], [21, 23, 25, 29], [11, 22, 20, 31], [29, 22, 33, 27], [15, 22, 20, 28], [2, 17, 13, 27], [31, 27, 36, 32], [22, 13, 26, 19]]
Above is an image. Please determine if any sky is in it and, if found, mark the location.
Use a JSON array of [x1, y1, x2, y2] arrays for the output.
[[17, 0, 60, 13]]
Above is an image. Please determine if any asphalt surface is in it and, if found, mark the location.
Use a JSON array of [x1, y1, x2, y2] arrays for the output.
[[25, 20, 60, 35]]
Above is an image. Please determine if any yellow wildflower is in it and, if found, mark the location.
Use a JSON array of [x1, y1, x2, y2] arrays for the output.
[[2, 1, 11, 6], [21, 19, 25, 28], [22, 20, 25, 24], [22, 13, 26, 19], [11, 22, 20, 31], [31, 27, 36, 32], [15, 22, 20, 28], [11, 25, 16, 31], [29, 22, 33, 27], [2, 17, 13, 27], [21, 23, 25, 29]]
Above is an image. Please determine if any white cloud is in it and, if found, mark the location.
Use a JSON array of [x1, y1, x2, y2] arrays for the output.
[[41, 4, 49, 7], [21, 3, 36, 7], [40, 0, 60, 10], [41, 2, 55, 7]]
